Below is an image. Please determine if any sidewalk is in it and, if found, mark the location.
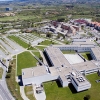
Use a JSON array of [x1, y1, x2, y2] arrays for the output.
[[20, 86, 29, 100], [33, 84, 46, 100]]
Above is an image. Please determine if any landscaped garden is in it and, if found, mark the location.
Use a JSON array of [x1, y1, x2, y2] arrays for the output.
[[44, 73, 100, 100], [39, 40, 56, 46], [8, 35, 28, 48], [17, 51, 37, 76], [6, 58, 23, 100], [32, 52, 41, 58], [35, 46, 47, 51]]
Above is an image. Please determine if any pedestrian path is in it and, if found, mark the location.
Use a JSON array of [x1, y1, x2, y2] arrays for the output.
[[20, 86, 29, 100], [33, 84, 46, 100]]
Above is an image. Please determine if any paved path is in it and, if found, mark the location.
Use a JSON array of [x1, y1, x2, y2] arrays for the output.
[[20, 86, 29, 100], [0, 60, 15, 100], [33, 84, 46, 100], [0, 84, 11, 100]]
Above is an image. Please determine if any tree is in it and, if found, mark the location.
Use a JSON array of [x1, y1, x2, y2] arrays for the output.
[[57, 18, 65, 22], [84, 95, 91, 100], [28, 41, 31, 49], [46, 33, 52, 38], [39, 56, 43, 62]]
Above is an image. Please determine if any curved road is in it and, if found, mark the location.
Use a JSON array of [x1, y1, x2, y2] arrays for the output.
[[0, 84, 12, 100]]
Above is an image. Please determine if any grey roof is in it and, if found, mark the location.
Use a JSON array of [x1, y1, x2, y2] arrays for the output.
[[72, 73, 90, 87], [45, 47, 71, 68], [91, 47, 100, 60], [22, 66, 47, 79], [72, 61, 97, 71]]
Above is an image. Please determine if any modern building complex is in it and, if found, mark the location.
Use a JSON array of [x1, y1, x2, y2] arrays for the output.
[[87, 21, 100, 31], [42, 21, 81, 36], [22, 41, 100, 92]]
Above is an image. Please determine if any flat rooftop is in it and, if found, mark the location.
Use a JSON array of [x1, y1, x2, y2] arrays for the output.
[[53, 44, 95, 48], [22, 66, 47, 79], [64, 54, 84, 64], [45, 47, 71, 68], [72, 73, 90, 87], [91, 47, 100, 60], [72, 61, 97, 72], [72, 39, 96, 46]]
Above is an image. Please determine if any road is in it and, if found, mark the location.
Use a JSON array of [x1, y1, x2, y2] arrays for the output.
[[0, 84, 12, 100], [0, 60, 15, 100]]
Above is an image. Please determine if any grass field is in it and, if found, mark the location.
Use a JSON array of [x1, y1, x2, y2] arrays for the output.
[[32, 52, 40, 58], [6, 59, 23, 100], [44, 73, 100, 100], [81, 52, 92, 60], [27, 46, 37, 50], [39, 40, 56, 45], [17, 51, 37, 76], [0, 15, 37, 22], [61, 50, 76, 54], [35, 46, 46, 51], [8, 35, 28, 48], [0, 67, 3, 78], [24, 85, 36, 100]]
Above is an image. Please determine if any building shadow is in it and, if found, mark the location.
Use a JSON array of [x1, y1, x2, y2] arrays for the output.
[[68, 83, 77, 94], [83, 97, 88, 100], [87, 54, 92, 60], [56, 80, 62, 88], [18, 75, 23, 86]]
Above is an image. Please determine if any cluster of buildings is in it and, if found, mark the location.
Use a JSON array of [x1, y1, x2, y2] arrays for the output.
[[0, 12, 15, 17], [41, 19, 100, 39], [87, 21, 100, 31], [71, 19, 100, 31], [42, 20, 81, 36], [22, 38, 100, 92]]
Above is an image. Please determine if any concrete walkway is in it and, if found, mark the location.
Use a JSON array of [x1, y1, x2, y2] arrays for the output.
[[20, 86, 29, 100], [33, 84, 46, 100]]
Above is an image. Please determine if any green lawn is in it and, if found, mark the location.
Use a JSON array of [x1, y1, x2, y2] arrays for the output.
[[39, 40, 56, 46], [27, 46, 37, 50], [35, 46, 46, 51], [44, 73, 100, 100], [6, 59, 23, 100], [0, 15, 37, 22], [32, 52, 40, 58], [24, 85, 36, 100], [0, 67, 3, 78], [61, 50, 76, 54], [81, 52, 92, 60], [17, 51, 37, 76], [8, 35, 28, 48]]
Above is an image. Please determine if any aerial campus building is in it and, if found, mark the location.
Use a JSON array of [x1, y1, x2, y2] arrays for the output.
[[22, 39, 100, 92]]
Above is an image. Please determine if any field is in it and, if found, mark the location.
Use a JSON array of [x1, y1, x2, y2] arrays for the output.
[[6, 59, 23, 100], [0, 67, 3, 78], [32, 52, 40, 58], [81, 52, 92, 60], [61, 50, 76, 54], [24, 85, 36, 100], [0, 15, 37, 22], [8, 35, 28, 48], [44, 73, 100, 100], [39, 40, 56, 45], [17, 51, 37, 76], [35, 46, 46, 51]]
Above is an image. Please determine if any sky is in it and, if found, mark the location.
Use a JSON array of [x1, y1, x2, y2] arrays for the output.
[[0, 0, 13, 1]]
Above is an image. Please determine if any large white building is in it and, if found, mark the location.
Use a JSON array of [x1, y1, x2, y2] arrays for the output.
[[22, 43, 100, 92]]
